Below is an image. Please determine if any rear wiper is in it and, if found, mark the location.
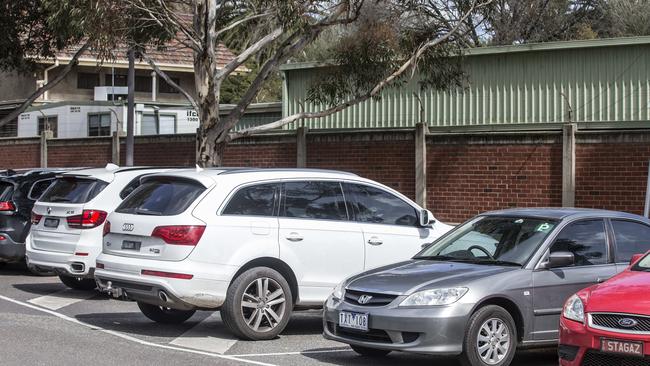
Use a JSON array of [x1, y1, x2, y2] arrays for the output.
[[48, 196, 71, 202], [134, 208, 162, 215]]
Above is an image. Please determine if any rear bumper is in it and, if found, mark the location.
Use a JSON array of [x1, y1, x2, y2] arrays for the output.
[[25, 235, 100, 278], [0, 235, 25, 263], [94, 253, 236, 310]]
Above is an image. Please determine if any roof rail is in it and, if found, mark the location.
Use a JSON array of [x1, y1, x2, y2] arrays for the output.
[[217, 168, 358, 176]]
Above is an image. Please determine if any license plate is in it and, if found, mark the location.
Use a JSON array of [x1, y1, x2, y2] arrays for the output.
[[601, 338, 644, 357], [121, 240, 141, 251], [338, 311, 368, 332], [44, 218, 59, 228]]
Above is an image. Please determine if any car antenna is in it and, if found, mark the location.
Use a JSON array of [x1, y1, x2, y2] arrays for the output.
[[195, 164, 204, 172]]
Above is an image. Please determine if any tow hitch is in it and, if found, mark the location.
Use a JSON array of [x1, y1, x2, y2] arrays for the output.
[[98, 280, 128, 300]]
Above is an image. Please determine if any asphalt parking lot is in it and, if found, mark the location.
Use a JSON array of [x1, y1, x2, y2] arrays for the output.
[[0, 263, 559, 366]]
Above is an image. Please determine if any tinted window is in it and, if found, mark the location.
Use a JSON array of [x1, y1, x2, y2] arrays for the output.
[[0, 182, 13, 201], [116, 179, 205, 216], [40, 177, 108, 204], [550, 220, 608, 266], [282, 181, 347, 221], [611, 220, 650, 263], [347, 184, 418, 226], [28, 179, 54, 200], [119, 175, 148, 200], [223, 183, 278, 216]]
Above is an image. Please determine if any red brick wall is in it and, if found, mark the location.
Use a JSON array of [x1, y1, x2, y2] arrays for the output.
[[0, 139, 40, 169], [223, 140, 296, 168], [427, 137, 563, 223], [575, 142, 650, 215], [49, 138, 113, 167], [306, 133, 415, 196]]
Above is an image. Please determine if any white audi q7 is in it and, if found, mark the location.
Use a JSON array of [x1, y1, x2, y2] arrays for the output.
[[95, 168, 451, 340], [26, 165, 175, 290]]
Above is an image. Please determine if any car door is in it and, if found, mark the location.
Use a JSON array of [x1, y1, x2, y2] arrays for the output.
[[344, 182, 432, 270], [278, 181, 364, 304], [609, 219, 650, 272], [531, 219, 616, 341]]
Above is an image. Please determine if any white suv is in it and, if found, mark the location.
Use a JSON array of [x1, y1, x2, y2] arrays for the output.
[[26, 165, 175, 290], [95, 168, 451, 340]]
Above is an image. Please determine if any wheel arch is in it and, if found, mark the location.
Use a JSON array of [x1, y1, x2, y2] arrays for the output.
[[472, 296, 526, 342], [230, 257, 299, 305]]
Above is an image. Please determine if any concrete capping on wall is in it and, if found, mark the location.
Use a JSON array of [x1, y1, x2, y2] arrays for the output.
[[576, 129, 650, 144], [427, 131, 562, 145], [0, 136, 41, 146], [308, 129, 414, 143], [48, 136, 113, 147]]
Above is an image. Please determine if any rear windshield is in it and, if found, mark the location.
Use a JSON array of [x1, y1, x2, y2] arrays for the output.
[[40, 177, 109, 204], [115, 179, 205, 216], [0, 182, 14, 201]]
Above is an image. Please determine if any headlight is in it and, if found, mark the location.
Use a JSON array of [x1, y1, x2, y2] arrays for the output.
[[563, 294, 585, 323], [332, 280, 346, 300], [399, 287, 468, 307]]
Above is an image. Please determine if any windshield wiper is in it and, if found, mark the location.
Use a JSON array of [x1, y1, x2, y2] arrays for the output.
[[413, 255, 458, 261], [134, 208, 162, 215], [465, 259, 522, 267]]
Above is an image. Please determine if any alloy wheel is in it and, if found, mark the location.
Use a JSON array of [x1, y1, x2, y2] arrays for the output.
[[240, 277, 286, 332], [476, 317, 510, 365]]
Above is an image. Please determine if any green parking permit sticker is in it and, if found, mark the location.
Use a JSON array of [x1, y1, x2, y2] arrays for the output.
[[536, 223, 552, 232]]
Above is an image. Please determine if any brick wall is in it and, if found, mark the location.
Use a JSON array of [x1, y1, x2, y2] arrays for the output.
[[1, 129, 649, 224]]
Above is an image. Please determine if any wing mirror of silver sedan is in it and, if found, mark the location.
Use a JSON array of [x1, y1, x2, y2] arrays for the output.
[[540, 251, 575, 269]]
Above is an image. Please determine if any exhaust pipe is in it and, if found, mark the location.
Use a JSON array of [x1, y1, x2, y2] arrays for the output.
[[158, 290, 169, 303]]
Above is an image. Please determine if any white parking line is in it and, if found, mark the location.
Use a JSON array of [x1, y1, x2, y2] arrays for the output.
[[231, 348, 353, 357], [0, 294, 275, 366], [169, 312, 238, 354], [27, 289, 96, 310]]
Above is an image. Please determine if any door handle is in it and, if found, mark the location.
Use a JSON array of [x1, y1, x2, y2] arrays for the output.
[[596, 277, 610, 283], [285, 232, 303, 242], [367, 237, 383, 246]]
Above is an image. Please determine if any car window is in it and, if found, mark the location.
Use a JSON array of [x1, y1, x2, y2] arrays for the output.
[[28, 179, 54, 200], [40, 177, 108, 204], [611, 220, 650, 263], [223, 183, 279, 217], [116, 179, 206, 216], [282, 181, 347, 221], [346, 183, 417, 226], [550, 220, 608, 266], [421, 216, 557, 265], [119, 175, 147, 199], [0, 182, 14, 201]]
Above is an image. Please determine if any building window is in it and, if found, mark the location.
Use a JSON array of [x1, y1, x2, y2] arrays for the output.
[[141, 114, 176, 135], [135, 75, 152, 92], [88, 113, 111, 137], [37, 116, 58, 138], [159, 77, 180, 94], [77, 73, 99, 90], [105, 73, 127, 87]]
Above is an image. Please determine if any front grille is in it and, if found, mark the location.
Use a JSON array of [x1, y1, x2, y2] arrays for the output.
[[582, 350, 650, 366], [591, 313, 650, 333], [327, 322, 419, 344], [344, 289, 398, 307]]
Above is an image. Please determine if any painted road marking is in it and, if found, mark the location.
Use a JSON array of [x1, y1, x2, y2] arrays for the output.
[[0, 294, 275, 366], [170, 311, 238, 354], [27, 289, 96, 310]]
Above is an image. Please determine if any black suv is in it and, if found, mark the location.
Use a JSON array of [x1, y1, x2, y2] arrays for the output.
[[0, 170, 65, 270]]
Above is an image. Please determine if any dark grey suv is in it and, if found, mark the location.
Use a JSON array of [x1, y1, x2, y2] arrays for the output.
[[323, 208, 650, 366]]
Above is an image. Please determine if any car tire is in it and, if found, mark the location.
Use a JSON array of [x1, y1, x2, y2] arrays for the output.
[[350, 345, 391, 357], [221, 267, 293, 340], [460, 305, 517, 366], [137, 302, 196, 324], [58, 275, 97, 290]]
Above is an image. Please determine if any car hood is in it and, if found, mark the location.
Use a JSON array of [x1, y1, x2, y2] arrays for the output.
[[584, 270, 650, 316], [346, 260, 519, 295]]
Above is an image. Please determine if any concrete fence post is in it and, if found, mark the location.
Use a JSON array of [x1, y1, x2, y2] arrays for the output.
[[296, 126, 308, 168], [415, 123, 429, 208], [562, 123, 577, 207], [112, 131, 121, 165], [40, 130, 53, 168]]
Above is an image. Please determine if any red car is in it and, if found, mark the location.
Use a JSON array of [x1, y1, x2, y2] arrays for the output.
[[559, 251, 650, 365]]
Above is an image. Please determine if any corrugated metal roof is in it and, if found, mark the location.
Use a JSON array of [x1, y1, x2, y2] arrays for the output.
[[281, 37, 650, 130]]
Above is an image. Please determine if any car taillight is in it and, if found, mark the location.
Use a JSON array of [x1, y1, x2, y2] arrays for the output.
[[67, 210, 107, 229], [31, 212, 43, 224], [141, 269, 193, 280], [0, 201, 16, 211], [151, 225, 205, 246], [103, 221, 111, 237]]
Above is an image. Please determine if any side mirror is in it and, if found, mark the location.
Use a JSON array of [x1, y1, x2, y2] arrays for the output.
[[419, 209, 435, 227], [630, 253, 645, 266], [541, 251, 575, 269]]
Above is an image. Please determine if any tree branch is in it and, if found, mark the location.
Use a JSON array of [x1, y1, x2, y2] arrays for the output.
[[215, 27, 284, 79], [229, 0, 492, 140], [141, 52, 199, 112], [0, 42, 91, 128]]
